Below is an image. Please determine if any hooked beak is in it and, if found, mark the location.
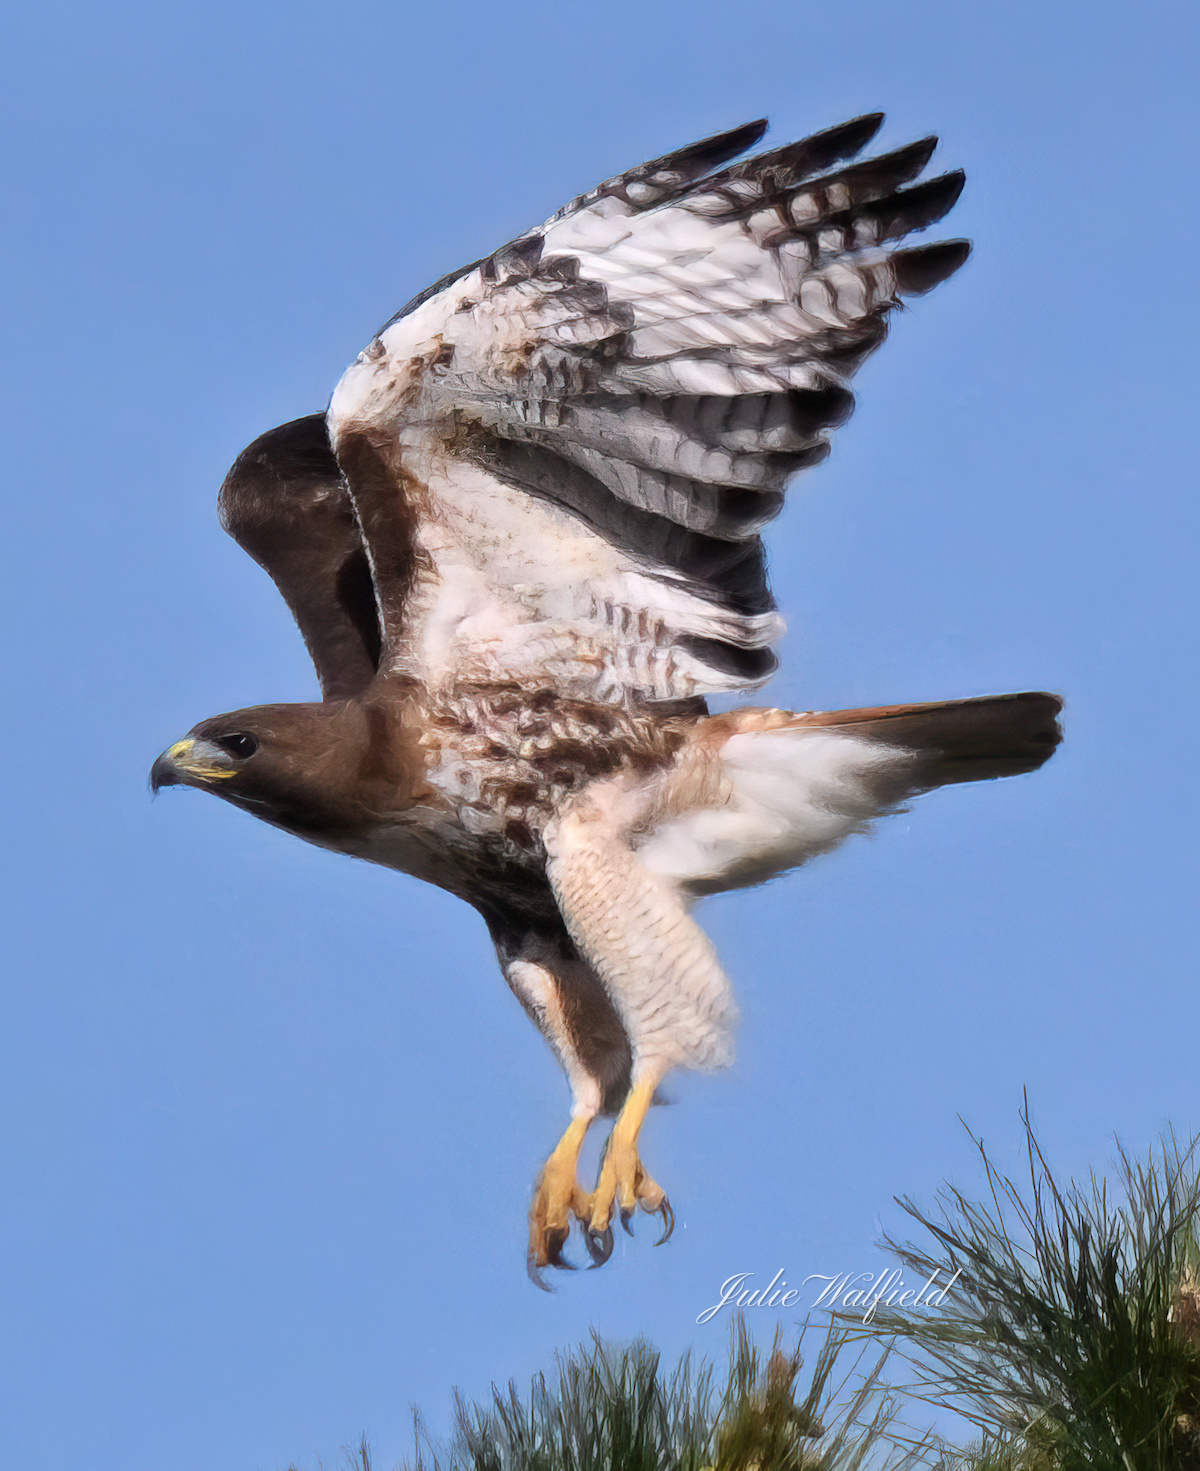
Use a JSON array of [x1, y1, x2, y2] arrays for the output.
[[149, 738, 236, 794], [150, 739, 191, 793]]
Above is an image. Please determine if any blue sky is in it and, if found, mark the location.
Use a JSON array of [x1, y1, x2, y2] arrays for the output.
[[2, 2, 1197, 1467]]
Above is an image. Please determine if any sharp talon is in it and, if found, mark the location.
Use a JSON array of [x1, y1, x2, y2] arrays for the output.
[[527, 1114, 595, 1287], [545, 1232, 576, 1271], [653, 1197, 675, 1246], [585, 1225, 614, 1266], [526, 1255, 555, 1292], [577, 1082, 669, 1267]]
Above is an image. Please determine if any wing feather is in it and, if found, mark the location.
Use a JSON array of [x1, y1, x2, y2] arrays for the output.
[[328, 116, 971, 704], [217, 415, 381, 700]]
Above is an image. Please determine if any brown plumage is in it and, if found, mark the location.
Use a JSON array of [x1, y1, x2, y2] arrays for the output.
[[151, 116, 1062, 1281]]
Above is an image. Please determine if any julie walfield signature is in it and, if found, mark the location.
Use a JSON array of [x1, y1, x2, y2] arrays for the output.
[[696, 1267, 963, 1325]]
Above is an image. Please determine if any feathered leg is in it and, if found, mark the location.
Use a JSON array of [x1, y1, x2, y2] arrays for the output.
[[489, 919, 633, 1280], [544, 782, 736, 1257], [544, 789, 737, 1077]]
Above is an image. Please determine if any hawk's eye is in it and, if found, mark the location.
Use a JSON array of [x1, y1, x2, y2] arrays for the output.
[[217, 732, 258, 759]]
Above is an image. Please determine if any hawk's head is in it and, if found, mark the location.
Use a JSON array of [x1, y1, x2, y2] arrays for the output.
[[150, 699, 419, 839]]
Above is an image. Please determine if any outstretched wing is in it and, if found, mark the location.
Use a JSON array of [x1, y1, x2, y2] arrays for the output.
[[327, 115, 969, 705], [217, 415, 382, 700]]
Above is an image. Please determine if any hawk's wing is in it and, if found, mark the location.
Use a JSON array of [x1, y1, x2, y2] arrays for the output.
[[264, 116, 970, 705], [217, 415, 382, 701]]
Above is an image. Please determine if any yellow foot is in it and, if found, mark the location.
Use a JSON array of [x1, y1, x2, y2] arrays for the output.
[[528, 1114, 595, 1286], [586, 1078, 675, 1265]]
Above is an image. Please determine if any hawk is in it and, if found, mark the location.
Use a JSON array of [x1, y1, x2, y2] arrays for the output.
[[151, 115, 1061, 1280]]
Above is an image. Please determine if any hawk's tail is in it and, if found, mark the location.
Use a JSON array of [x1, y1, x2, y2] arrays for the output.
[[791, 691, 1063, 786], [794, 691, 1058, 788], [636, 692, 1062, 894]]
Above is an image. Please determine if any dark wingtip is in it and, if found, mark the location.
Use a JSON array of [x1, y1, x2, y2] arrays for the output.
[[892, 238, 972, 295], [905, 169, 966, 217], [217, 413, 335, 534], [629, 119, 771, 198], [864, 170, 967, 240], [808, 111, 886, 159], [834, 135, 939, 194], [940, 168, 967, 206], [730, 117, 770, 149], [728, 112, 886, 185], [672, 118, 770, 173], [911, 134, 939, 165], [791, 110, 886, 171], [841, 110, 886, 147]]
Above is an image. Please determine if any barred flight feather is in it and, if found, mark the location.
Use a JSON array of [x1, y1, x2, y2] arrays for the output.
[[326, 115, 970, 702]]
